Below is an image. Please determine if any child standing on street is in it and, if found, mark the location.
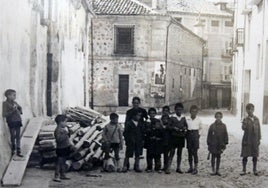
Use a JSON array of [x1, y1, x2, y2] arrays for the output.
[[144, 108, 164, 173], [2, 89, 24, 157], [53, 115, 75, 182], [186, 105, 202, 175], [207, 112, 228, 176], [102, 113, 123, 172], [166, 103, 188, 174], [122, 110, 145, 173], [161, 114, 171, 172], [240, 103, 261, 176]]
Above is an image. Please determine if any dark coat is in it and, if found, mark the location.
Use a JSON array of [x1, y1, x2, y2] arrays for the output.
[[144, 118, 164, 155], [123, 120, 145, 151], [125, 107, 148, 124], [168, 116, 188, 147], [241, 116, 261, 157], [207, 121, 228, 154]]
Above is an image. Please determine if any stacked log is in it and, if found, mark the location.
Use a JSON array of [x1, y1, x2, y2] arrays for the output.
[[31, 107, 109, 171]]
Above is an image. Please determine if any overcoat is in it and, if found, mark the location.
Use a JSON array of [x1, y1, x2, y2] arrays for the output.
[[207, 121, 228, 154], [241, 116, 261, 157]]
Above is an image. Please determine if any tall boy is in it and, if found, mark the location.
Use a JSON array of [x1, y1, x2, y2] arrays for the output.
[[54, 115, 75, 182], [2, 89, 23, 157], [122, 110, 145, 173], [166, 103, 188, 174], [102, 113, 123, 172], [186, 105, 202, 174], [240, 103, 261, 176]]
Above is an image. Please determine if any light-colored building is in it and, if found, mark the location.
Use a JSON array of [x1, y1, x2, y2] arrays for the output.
[[89, 0, 205, 114], [232, 0, 268, 124], [150, 0, 233, 109], [0, 0, 92, 177]]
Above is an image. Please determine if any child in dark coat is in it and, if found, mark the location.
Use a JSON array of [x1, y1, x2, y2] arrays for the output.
[[2, 89, 24, 157], [240, 103, 261, 176], [122, 110, 145, 173], [144, 108, 164, 173], [161, 114, 171, 171], [207, 112, 228, 176], [166, 103, 188, 174]]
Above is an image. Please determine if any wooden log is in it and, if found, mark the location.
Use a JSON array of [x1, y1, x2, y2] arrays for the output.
[[71, 158, 85, 170], [73, 148, 90, 161], [82, 131, 101, 148], [63, 160, 72, 171], [92, 147, 103, 161], [67, 123, 80, 134], [77, 126, 92, 136], [39, 139, 55, 145]]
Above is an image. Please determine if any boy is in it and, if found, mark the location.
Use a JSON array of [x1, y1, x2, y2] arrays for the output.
[[54, 115, 75, 182], [186, 105, 202, 175], [144, 108, 164, 173], [207, 112, 228, 176], [161, 114, 171, 172], [162, 105, 171, 116], [166, 103, 188, 174], [102, 113, 123, 172], [240, 103, 261, 176], [122, 110, 145, 173], [2, 89, 23, 157]]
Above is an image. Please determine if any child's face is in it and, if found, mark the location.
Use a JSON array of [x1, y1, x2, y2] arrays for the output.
[[175, 107, 183, 116], [162, 117, 169, 124], [59, 119, 67, 127], [190, 109, 198, 118], [246, 107, 254, 116], [133, 113, 141, 121], [132, 99, 140, 108], [149, 110, 156, 119], [7, 92, 16, 101], [110, 117, 118, 124], [215, 114, 222, 122], [162, 108, 170, 115]]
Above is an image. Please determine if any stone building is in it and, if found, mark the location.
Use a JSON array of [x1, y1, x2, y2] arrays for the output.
[[0, 0, 91, 177], [89, 0, 205, 114], [152, 0, 233, 109], [232, 0, 268, 124]]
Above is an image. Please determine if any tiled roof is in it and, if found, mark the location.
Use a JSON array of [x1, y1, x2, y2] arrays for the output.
[[93, 0, 153, 15], [167, 0, 232, 16]]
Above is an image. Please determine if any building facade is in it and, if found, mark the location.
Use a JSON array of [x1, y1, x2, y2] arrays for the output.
[[232, 0, 268, 124], [161, 0, 234, 109], [89, 0, 204, 114], [0, 0, 91, 176]]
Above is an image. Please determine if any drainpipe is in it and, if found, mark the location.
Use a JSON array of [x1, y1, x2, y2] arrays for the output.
[[90, 18, 94, 109], [165, 20, 172, 105]]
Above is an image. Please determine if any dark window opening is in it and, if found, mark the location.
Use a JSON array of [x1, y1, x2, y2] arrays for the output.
[[115, 26, 134, 55], [211, 20, 219, 27], [225, 21, 233, 27]]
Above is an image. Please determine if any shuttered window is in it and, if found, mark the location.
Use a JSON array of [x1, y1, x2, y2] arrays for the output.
[[114, 26, 134, 55]]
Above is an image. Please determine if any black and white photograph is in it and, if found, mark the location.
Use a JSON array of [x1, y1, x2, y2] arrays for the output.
[[0, 0, 268, 187]]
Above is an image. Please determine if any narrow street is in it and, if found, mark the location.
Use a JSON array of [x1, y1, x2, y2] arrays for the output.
[[19, 110, 268, 188]]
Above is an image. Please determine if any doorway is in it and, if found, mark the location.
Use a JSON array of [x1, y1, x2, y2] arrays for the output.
[[118, 75, 129, 106]]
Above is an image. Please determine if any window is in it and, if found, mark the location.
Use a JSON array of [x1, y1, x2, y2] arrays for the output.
[[175, 17, 182, 23], [256, 44, 261, 79], [211, 20, 219, 27], [114, 26, 134, 55], [225, 21, 233, 27], [236, 28, 244, 46], [184, 68, 187, 75]]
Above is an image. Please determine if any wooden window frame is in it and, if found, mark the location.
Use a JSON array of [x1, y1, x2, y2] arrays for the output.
[[114, 25, 135, 56]]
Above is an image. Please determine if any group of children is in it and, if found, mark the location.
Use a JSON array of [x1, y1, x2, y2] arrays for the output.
[[2, 91, 262, 182]]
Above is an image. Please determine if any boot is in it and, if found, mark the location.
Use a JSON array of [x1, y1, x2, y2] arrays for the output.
[[60, 173, 71, 180], [122, 158, 129, 173], [155, 158, 162, 173], [216, 157, 221, 176], [192, 163, 198, 175], [17, 149, 23, 158], [116, 160, 122, 172], [53, 174, 61, 182], [253, 158, 258, 176], [176, 156, 183, 174], [240, 158, 247, 176], [134, 158, 142, 173], [187, 162, 193, 173], [102, 159, 108, 172]]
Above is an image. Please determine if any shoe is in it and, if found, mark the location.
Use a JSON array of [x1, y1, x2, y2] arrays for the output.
[[134, 168, 142, 173], [122, 167, 128, 173], [186, 168, 193, 173], [165, 169, 171, 174], [146, 168, 152, 173], [216, 171, 221, 176], [17, 153, 24, 158], [210, 172, 217, 176], [176, 169, 183, 174], [53, 177, 61, 182], [240, 171, 246, 176], [60, 175, 70, 180], [253, 171, 259, 176], [157, 170, 162, 173], [192, 169, 198, 175]]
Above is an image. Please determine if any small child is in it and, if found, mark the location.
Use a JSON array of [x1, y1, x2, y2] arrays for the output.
[[186, 105, 202, 174], [122, 110, 145, 173], [144, 108, 164, 173], [102, 113, 123, 172], [162, 105, 171, 116], [166, 103, 188, 174], [53, 115, 75, 182], [2, 89, 23, 157], [240, 103, 261, 176], [207, 112, 228, 176]]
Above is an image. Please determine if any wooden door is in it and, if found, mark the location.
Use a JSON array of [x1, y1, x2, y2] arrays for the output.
[[118, 75, 129, 106]]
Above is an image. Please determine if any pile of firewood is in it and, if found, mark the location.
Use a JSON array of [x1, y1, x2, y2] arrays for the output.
[[30, 107, 109, 171]]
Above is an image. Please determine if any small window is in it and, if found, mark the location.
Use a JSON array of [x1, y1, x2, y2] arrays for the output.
[[201, 19, 206, 23], [184, 68, 187, 75], [172, 78, 175, 89], [189, 69, 191, 76], [211, 20, 219, 27], [225, 21, 233, 27], [114, 26, 134, 55], [175, 17, 182, 23]]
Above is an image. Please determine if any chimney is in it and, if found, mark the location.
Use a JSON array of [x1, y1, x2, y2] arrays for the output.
[[152, 0, 167, 12]]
